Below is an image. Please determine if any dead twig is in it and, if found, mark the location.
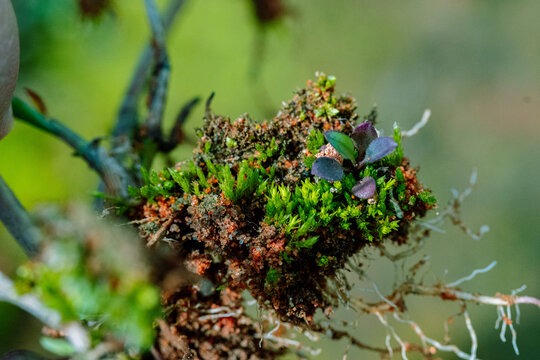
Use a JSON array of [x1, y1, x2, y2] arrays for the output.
[[114, 0, 186, 143], [143, 0, 169, 138], [160, 96, 201, 152], [147, 217, 174, 247]]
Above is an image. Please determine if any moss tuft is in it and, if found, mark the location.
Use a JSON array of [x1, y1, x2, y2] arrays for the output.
[[132, 73, 436, 325]]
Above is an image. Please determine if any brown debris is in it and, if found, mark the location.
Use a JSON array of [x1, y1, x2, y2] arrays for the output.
[[155, 285, 285, 360]]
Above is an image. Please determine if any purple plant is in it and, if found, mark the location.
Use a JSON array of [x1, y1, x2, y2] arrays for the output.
[[311, 122, 397, 199]]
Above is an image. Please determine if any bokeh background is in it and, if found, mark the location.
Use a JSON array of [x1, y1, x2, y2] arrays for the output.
[[1, 0, 539, 358]]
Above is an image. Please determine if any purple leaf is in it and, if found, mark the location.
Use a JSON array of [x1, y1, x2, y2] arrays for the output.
[[351, 122, 378, 155], [324, 131, 357, 161], [311, 157, 344, 182], [363, 137, 398, 164], [352, 177, 376, 199]]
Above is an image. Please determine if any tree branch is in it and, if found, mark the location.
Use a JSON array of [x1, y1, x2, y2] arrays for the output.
[[113, 0, 186, 142], [0, 175, 40, 257], [143, 0, 169, 135], [12, 98, 133, 198], [139, 0, 172, 169]]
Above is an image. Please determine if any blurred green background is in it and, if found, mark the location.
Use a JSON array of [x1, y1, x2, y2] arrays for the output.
[[1, 0, 539, 358]]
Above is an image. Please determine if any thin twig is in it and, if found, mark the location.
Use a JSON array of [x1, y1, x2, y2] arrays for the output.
[[511, 285, 526, 324], [114, 0, 186, 141], [147, 217, 174, 247], [0, 270, 91, 352], [507, 306, 519, 355], [12, 98, 133, 198], [380, 240, 425, 262], [143, 0, 171, 145], [0, 175, 41, 256], [161, 96, 201, 152]]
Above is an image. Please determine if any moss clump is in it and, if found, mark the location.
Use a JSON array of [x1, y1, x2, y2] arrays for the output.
[[131, 73, 435, 326]]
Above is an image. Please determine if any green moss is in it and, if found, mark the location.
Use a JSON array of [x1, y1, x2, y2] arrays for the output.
[[255, 137, 279, 164], [314, 103, 340, 119], [263, 167, 410, 243], [418, 190, 437, 205], [317, 255, 329, 266], [382, 125, 404, 167], [15, 238, 161, 352], [225, 137, 238, 148], [134, 135, 431, 245], [127, 73, 437, 326], [132, 74, 435, 267], [265, 268, 281, 285], [305, 129, 326, 168], [316, 73, 336, 91]]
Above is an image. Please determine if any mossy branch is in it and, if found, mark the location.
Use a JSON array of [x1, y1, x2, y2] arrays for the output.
[[11, 98, 133, 198]]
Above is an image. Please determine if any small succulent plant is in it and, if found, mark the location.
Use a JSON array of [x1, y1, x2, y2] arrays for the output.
[[311, 122, 397, 199]]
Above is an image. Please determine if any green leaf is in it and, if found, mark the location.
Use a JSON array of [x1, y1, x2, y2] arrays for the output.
[[141, 167, 150, 184], [149, 170, 160, 185], [204, 158, 218, 176], [327, 107, 339, 117], [40, 337, 76, 356], [324, 131, 357, 160], [298, 235, 319, 248], [418, 191, 437, 205]]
